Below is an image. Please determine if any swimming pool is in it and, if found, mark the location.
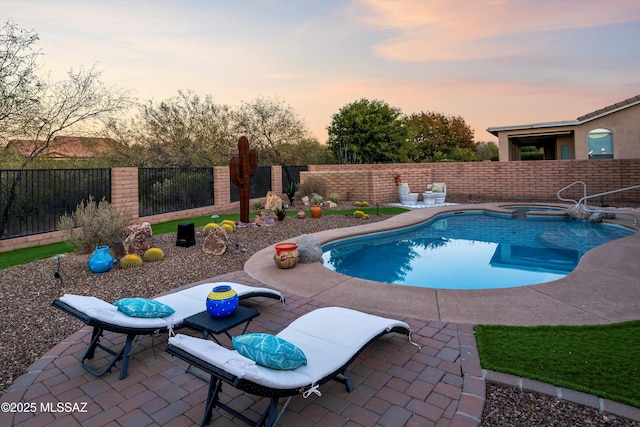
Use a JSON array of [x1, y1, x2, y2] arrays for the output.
[[321, 211, 635, 290]]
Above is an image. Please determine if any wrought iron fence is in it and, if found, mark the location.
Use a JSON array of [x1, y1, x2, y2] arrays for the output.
[[138, 167, 214, 217], [0, 168, 111, 240], [229, 166, 272, 203]]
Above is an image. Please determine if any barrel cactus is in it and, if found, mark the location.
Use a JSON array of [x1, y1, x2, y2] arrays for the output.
[[143, 247, 164, 262], [203, 223, 218, 236], [353, 210, 369, 219], [221, 222, 234, 234], [220, 219, 236, 234], [119, 254, 143, 269]]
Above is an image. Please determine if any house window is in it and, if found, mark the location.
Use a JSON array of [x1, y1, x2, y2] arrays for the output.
[[587, 128, 613, 159]]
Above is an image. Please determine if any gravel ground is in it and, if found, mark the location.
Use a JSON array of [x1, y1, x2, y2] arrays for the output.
[[0, 208, 637, 426]]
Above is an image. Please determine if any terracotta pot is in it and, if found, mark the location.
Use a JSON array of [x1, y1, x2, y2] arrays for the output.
[[274, 243, 299, 269], [310, 205, 322, 218]]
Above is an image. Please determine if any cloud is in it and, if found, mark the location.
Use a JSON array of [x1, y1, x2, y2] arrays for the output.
[[352, 0, 640, 62]]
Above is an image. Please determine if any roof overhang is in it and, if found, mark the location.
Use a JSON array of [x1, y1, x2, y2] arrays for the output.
[[487, 121, 578, 137], [508, 130, 573, 139]]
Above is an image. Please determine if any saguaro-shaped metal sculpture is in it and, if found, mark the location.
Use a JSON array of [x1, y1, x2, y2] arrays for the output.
[[229, 136, 258, 223]]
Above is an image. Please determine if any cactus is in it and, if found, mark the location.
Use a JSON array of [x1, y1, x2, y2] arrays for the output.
[[361, 201, 369, 207], [119, 254, 143, 269], [220, 219, 237, 232], [221, 222, 234, 234], [229, 136, 258, 223], [203, 223, 218, 236], [354, 201, 362, 207], [143, 248, 164, 262]]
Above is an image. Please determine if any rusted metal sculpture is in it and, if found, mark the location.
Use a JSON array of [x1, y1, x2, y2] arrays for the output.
[[229, 136, 258, 223]]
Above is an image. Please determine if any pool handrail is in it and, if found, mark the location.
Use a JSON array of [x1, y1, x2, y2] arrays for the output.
[[576, 185, 640, 226], [557, 181, 588, 205]]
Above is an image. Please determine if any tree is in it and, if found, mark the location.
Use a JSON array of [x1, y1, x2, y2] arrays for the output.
[[0, 20, 44, 136], [0, 21, 133, 237], [233, 95, 308, 165], [131, 90, 235, 166], [476, 141, 499, 161], [404, 111, 475, 162], [278, 137, 335, 165], [326, 99, 408, 164]]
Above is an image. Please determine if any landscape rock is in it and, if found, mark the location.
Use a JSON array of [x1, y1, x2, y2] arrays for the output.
[[123, 222, 153, 257], [202, 227, 229, 256], [297, 234, 323, 264], [264, 191, 283, 213]]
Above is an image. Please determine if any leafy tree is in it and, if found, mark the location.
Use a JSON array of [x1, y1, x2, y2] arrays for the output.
[[278, 137, 335, 165], [326, 98, 408, 164], [233, 95, 308, 165], [476, 141, 499, 161], [404, 111, 475, 162], [129, 90, 235, 166]]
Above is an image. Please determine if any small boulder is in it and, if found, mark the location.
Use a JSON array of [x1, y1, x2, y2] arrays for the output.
[[123, 222, 153, 257], [297, 234, 323, 264], [264, 191, 283, 212], [203, 227, 229, 256]]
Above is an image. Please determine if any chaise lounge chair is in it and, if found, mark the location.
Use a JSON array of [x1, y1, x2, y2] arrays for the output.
[[52, 282, 284, 379], [166, 306, 420, 427]]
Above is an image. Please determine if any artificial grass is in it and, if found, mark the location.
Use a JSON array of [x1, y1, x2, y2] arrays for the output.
[[0, 242, 73, 270], [0, 206, 407, 269], [475, 321, 640, 408]]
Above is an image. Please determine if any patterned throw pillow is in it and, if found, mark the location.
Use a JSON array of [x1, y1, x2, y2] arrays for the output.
[[432, 183, 445, 193], [114, 298, 175, 318], [232, 333, 307, 370]]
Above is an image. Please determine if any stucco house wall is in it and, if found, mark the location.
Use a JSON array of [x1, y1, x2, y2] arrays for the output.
[[490, 95, 640, 161]]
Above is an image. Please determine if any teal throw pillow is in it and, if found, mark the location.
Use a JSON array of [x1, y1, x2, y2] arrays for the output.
[[114, 298, 175, 318], [232, 333, 307, 370]]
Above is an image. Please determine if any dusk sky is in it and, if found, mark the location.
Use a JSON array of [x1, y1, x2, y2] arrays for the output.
[[3, 0, 640, 143]]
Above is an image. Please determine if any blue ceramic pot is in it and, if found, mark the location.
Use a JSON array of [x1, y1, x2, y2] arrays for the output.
[[206, 285, 238, 318], [88, 245, 114, 274]]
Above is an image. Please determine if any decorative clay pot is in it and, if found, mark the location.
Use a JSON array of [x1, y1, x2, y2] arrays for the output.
[[310, 205, 322, 218], [88, 245, 114, 274], [274, 242, 299, 269], [206, 285, 238, 318]]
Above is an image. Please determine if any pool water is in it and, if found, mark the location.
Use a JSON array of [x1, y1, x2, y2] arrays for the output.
[[321, 211, 635, 289]]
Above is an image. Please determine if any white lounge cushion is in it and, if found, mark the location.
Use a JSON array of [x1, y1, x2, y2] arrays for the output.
[[58, 282, 283, 330], [168, 307, 410, 390]]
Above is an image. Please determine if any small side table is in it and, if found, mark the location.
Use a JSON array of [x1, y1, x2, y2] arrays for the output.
[[183, 305, 260, 345]]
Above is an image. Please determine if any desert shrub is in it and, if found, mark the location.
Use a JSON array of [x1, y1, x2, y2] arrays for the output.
[[299, 175, 327, 198], [57, 196, 131, 254], [521, 146, 543, 160]]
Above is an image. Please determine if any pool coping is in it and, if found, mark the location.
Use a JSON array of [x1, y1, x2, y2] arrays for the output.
[[245, 202, 640, 326]]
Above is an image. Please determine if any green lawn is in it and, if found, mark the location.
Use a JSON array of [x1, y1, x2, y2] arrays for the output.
[[475, 321, 640, 408]]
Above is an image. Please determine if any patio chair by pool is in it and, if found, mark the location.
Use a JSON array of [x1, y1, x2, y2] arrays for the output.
[[52, 282, 284, 379], [432, 182, 447, 204], [166, 306, 420, 427], [397, 182, 419, 206]]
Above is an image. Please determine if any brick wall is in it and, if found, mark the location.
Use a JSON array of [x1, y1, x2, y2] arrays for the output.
[[2, 159, 639, 252]]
